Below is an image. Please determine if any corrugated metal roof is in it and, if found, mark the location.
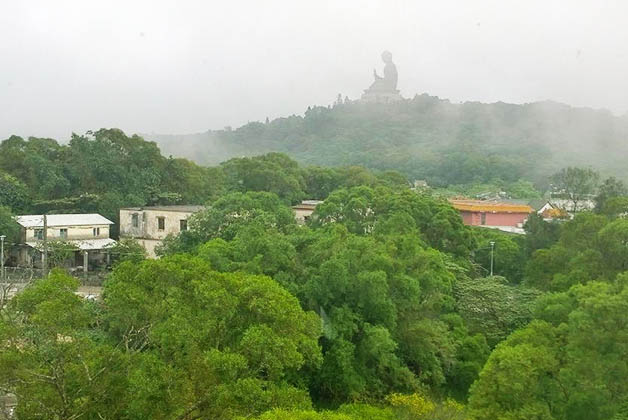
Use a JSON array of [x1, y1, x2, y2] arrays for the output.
[[15, 214, 114, 228], [449, 199, 534, 214]]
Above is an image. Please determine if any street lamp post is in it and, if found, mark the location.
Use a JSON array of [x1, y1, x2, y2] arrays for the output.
[[0, 235, 6, 281], [489, 241, 495, 277]]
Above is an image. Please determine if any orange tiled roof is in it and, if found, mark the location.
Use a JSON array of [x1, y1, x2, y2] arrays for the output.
[[449, 199, 534, 214]]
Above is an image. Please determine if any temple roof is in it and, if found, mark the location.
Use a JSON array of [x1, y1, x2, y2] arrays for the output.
[[449, 199, 534, 214]]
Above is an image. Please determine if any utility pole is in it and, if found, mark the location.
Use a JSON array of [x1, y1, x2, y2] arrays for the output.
[[489, 241, 495, 277], [42, 214, 48, 276], [0, 235, 5, 281]]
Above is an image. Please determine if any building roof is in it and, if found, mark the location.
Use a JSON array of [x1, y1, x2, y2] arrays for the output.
[[449, 199, 534, 214], [120, 205, 206, 213], [26, 238, 117, 251], [292, 200, 324, 210], [15, 214, 114, 228]]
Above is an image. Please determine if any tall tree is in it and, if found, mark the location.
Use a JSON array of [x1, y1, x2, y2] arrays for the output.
[[550, 167, 600, 213], [469, 280, 628, 420], [595, 176, 628, 215]]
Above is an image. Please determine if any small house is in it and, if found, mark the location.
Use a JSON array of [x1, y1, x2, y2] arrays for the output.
[[119, 205, 205, 258], [14, 214, 116, 270]]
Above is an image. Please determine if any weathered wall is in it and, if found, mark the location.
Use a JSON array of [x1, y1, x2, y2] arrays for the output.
[[120, 209, 194, 240], [120, 208, 196, 258], [293, 208, 315, 224], [24, 225, 110, 241]]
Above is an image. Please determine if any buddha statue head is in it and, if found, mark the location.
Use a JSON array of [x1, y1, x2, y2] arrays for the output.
[[381, 50, 393, 64]]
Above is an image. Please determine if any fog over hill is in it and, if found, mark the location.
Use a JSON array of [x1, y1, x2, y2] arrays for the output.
[[145, 94, 628, 187]]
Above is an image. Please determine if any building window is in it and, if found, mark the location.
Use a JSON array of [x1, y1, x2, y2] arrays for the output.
[[132, 213, 139, 228], [157, 217, 165, 231], [93, 227, 100, 237], [60, 228, 68, 239], [34, 229, 43, 240], [180, 219, 188, 231], [481, 212, 486, 225]]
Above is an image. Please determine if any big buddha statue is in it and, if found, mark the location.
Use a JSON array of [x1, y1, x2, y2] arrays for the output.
[[361, 51, 403, 103]]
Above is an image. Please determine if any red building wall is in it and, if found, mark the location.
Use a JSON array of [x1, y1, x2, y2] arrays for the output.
[[459, 211, 529, 227]]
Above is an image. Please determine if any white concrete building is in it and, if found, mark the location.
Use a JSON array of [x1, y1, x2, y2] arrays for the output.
[[119, 205, 204, 258], [14, 214, 116, 269]]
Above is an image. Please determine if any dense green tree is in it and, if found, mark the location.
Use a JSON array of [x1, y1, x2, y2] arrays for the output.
[[0, 206, 20, 245], [550, 167, 600, 212], [594, 176, 627, 213], [247, 394, 470, 420], [150, 96, 628, 186], [186, 212, 480, 401], [0, 130, 221, 237], [522, 213, 561, 256], [104, 255, 322, 419], [469, 280, 628, 420], [472, 229, 525, 282], [221, 153, 306, 204], [159, 191, 297, 255], [0, 172, 30, 211], [454, 276, 542, 346], [599, 196, 628, 218], [0, 136, 70, 200], [524, 213, 615, 291], [312, 187, 475, 258], [0, 271, 128, 419], [106, 238, 147, 265]]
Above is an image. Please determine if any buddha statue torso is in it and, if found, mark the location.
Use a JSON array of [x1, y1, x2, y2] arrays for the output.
[[368, 51, 398, 92]]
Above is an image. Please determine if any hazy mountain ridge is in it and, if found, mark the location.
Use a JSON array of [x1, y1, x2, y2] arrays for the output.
[[146, 94, 628, 186]]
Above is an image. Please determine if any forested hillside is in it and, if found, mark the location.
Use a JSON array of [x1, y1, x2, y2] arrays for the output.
[[148, 95, 628, 187], [2, 129, 628, 419], [0, 128, 408, 240]]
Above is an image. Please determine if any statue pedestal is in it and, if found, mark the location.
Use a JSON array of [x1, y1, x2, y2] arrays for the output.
[[360, 89, 403, 103]]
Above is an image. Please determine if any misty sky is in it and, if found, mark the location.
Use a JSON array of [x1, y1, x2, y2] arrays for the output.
[[2, 0, 628, 141]]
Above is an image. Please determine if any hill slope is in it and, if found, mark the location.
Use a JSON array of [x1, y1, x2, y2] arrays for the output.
[[147, 94, 628, 186]]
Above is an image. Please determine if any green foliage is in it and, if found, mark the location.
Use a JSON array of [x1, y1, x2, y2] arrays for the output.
[[0, 130, 219, 236], [522, 213, 561, 256], [103, 255, 322, 418], [0, 271, 128, 419], [454, 276, 542, 347], [221, 153, 307, 204], [174, 187, 484, 402], [106, 238, 146, 265], [39, 240, 79, 269], [159, 191, 297, 256], [523, 212, 627, 291], [246, 393, 470, 420], [550, 166, 600, 211], [150, 96, 628, 187], [0, 171, 30, 211], [594, 176, 627, 214], [469, 280, 628, 420], [3, 123, 627, 418], [311, 187, 475, 257], [0, 206, 20, 244], [471, 229, 525, 282]]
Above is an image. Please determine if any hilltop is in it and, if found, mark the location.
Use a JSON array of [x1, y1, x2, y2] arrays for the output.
[[147, 94, 628, 187]]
